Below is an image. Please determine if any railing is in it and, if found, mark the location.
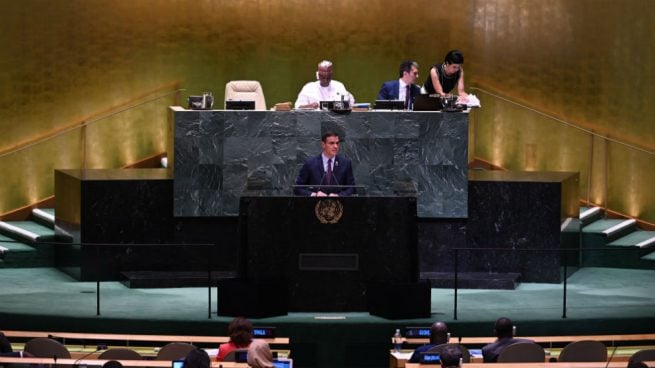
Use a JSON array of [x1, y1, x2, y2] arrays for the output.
[[0, 83, 185, 216], [449, 246, 651, 320], [470, 86, 655, 226], [0, 83, 185, 160]]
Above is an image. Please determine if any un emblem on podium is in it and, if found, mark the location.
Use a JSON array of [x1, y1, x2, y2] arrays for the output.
[[314, 199, 343, 224]]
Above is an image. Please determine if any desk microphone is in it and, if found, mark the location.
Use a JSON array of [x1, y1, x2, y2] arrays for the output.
[[604, 345, 617, 368], [73, 344, 107, 368], [331, 160, 340, 185]]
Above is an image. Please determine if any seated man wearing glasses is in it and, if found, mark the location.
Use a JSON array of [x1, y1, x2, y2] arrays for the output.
[[295, 60, 354, 109]]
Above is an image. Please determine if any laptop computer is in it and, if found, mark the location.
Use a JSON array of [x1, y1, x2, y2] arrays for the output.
[[412, 94, 442, 111], [273, 358, 293, 368]]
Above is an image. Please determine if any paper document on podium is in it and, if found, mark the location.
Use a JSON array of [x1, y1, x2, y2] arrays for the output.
[[464, 94, 481, 108]]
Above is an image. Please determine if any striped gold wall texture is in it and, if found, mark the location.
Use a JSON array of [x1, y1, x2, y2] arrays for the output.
[[1, 0, 654, 222]]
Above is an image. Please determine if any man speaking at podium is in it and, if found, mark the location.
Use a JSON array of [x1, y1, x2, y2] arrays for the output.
[[294, 131, 355, 197]]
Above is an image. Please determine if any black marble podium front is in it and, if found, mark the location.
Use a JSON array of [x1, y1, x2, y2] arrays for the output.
[[239, 196, 417, 312]]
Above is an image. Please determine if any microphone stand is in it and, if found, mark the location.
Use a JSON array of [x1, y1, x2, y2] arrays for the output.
[[73, 345, 107, 368]]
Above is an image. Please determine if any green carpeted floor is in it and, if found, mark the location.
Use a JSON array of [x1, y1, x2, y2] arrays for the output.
[[1, 266, 654, 368]]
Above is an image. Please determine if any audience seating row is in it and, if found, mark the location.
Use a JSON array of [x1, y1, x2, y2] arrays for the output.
[[391, 334, 655, 368], [4, 329, 289, 345], [0, 357, 248, 367], [401, 333, 655, 347], [5, 329, 291, 364]]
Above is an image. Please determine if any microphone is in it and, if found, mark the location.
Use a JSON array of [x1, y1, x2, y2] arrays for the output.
[[331, 159, 340, 185], [73, 344, 107, 368], [604, 345, 617, 368]]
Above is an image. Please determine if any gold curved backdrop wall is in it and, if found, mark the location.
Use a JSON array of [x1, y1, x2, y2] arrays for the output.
[[1, 0, 654, 222]]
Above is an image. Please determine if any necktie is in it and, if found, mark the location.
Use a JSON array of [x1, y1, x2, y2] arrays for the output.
[[326, 158, 333, 185], [405, 85, 411, 109]]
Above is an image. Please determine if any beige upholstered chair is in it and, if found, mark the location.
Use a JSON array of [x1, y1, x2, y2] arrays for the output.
[[24, 337, 71, 358], [497, 342, 545, 363], [630, 349, 655, 363], [156, 342, 196, 360], [558, 340, 607, 362], [99, 348, 143, 360], [225, 80, 266, 110]]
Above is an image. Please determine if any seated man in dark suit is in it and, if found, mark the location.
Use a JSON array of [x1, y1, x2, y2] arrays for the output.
[[377, 60, 421, 110], [294, 131, 355, 197], [409, 321, 450, 363], [1, 331, 31, 358], [482, 317, 534, 363]]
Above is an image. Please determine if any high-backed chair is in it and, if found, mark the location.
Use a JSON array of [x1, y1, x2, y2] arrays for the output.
[[427, 343, 471, 363], [222, 348, 248, 362], [497, 342, 545, 363], [225, 80, 267, 110], [156, 342, 196, 361], [630, 349, 655, 363], [99, 348, 143, 360], [558, 340, 607, 362], [24, 337, 71, 358]]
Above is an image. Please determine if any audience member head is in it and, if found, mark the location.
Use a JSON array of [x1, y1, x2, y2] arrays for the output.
[[398, 60, 419, 85], [316, 60, 334, 87], [442, 50, 464, 77], [228, 316, 253, 345], [182, 348, 210, 368], [430, 321, 449, 345], [247, 339, 274, 368], [102, 361, 123, 368], [444, 50, 464, 65], [439, 345, 463, 368], [493, 317, 514, 339], [628, 360, 649, 368], [321, 131, 341, 158]]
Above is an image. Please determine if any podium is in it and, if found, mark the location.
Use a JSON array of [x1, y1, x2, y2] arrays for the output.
[[238, 196, 418, 312]]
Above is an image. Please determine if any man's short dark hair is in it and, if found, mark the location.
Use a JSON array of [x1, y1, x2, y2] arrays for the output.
[[322, 131, 340, 142], [444, 50, 464, 65], [494, 317, 514, 338], [398, 60, 419, 78], [439, 345, 462, 367]]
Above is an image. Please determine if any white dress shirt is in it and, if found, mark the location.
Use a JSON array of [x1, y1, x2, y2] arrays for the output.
[[294, 80, 355, 109]]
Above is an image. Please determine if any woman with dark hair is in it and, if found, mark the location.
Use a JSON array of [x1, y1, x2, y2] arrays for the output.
[[183, 348, 210, 368], [216, 316, 253, 361], [423, 50, 469, 102]]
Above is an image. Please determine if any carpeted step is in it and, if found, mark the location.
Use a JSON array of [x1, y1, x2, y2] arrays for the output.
[[0, 234, 53, 268], [580, 206, 603, 226], [0, 220, 57, 243], [582, 218, 637, 240], [31, 208, 55, 229], [120, 270, 237, 288], [608, 230, 655, 266], [608, 230, 655, 248], [420, 271, 521, 290], [582, 221, 651, 269]]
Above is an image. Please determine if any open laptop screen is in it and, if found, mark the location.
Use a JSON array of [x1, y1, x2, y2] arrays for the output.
[[273, 358, 293, 368]]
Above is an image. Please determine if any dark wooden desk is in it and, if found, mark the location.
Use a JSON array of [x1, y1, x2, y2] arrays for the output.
[[239, 196, 418, 312]]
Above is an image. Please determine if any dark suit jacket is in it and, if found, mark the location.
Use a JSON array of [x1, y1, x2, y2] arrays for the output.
[[376, 80, 421, 109], [294, 154, 355, 196], [482, 337, 534, 363]]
